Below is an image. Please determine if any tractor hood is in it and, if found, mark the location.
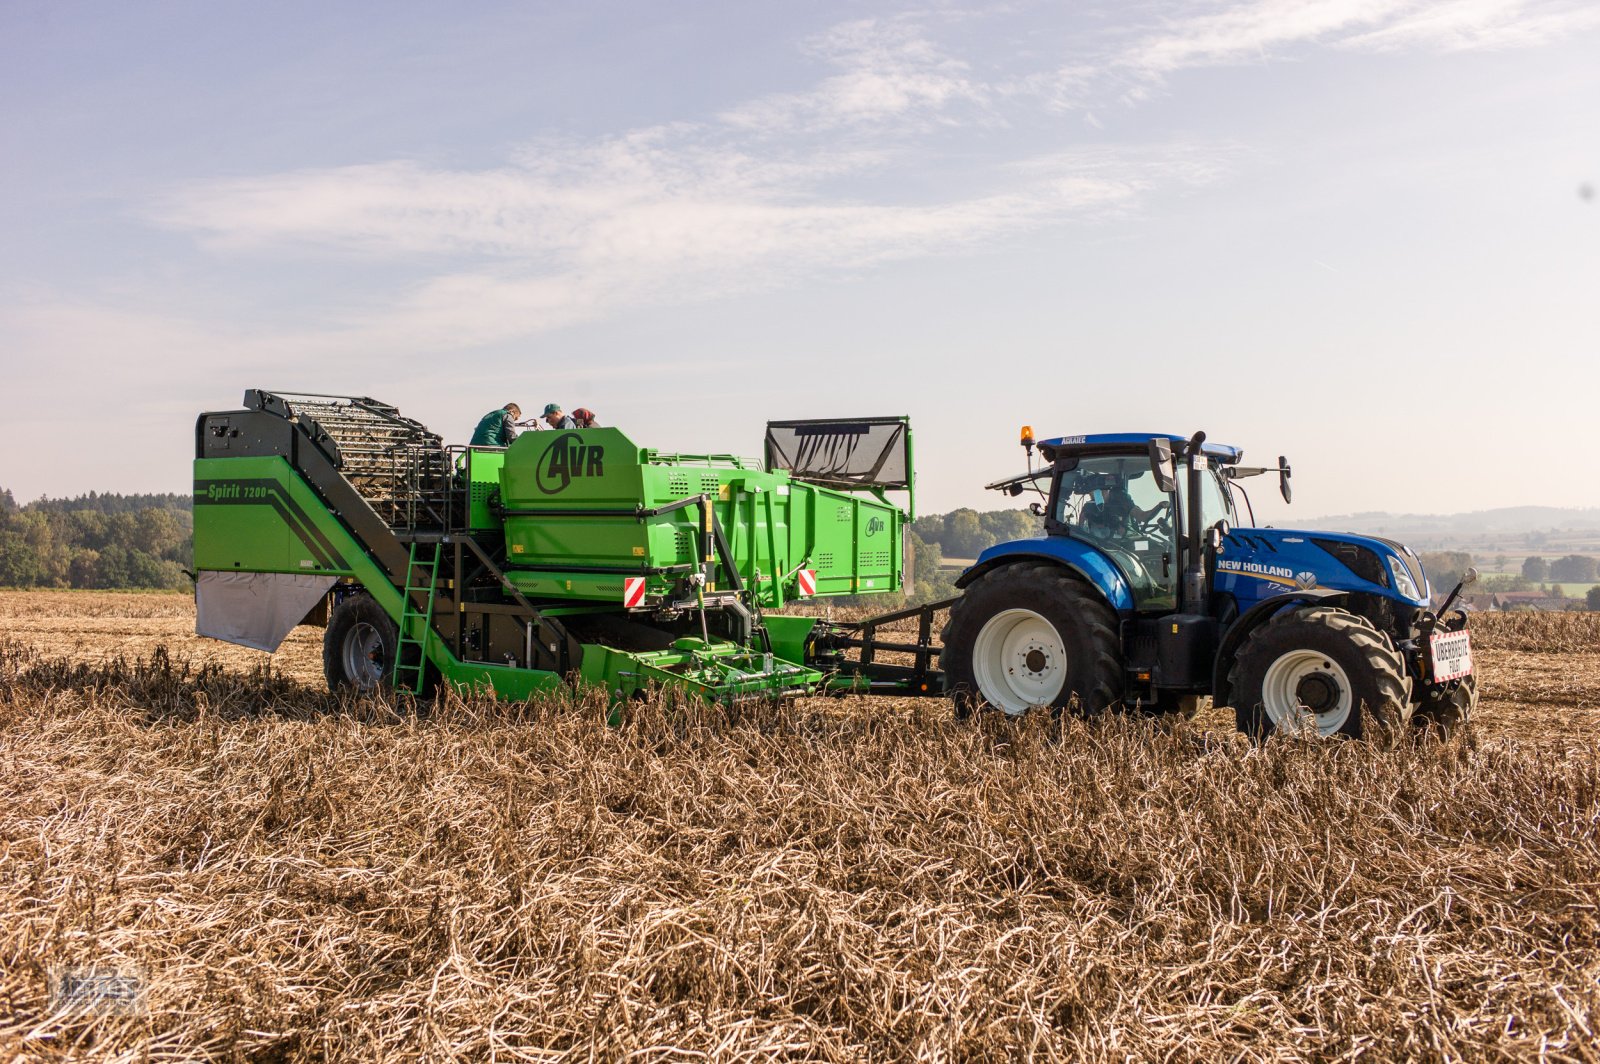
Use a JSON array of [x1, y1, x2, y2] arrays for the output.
[[1218, 527, 1431, 607]]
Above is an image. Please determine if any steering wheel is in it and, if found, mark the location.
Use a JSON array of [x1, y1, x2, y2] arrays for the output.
[[1136, 501, 1173, 536]]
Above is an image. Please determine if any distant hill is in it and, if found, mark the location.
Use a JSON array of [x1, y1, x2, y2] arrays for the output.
[[1297, 507, 1600, 537]]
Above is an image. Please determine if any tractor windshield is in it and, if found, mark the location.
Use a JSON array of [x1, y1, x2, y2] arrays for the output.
[[1054, 456, 1177, 610], [1176, 466, 1236, 533]]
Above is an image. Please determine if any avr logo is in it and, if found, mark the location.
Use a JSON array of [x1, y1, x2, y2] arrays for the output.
[[865, 516, 885, 537], [535, 433, 606, 494]]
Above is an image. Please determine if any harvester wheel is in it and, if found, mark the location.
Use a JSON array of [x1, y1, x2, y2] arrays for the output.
[[941, 562, 1122, 717], [1412, 674, 1476, 738], [324, 593, 398, 693], [1230, 606, 1410, 740]]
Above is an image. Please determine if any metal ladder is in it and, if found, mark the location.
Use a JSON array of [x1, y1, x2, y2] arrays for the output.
[[393, 541, 441, 693]]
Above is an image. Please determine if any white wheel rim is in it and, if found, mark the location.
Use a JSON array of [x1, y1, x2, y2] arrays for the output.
[[342, 622, 385, 690], [972, 608, 1067, 715], [1260, 650, 1352, 736]]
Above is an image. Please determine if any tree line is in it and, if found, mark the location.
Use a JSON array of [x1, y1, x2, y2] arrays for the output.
[[903, 508, 1042, 605], [1419, 549, 1600, 609], [0, 488, 192, 590]]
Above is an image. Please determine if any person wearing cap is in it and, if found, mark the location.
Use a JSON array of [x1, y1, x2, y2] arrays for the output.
[[470, 403, 521, 447], [571, 407, 599, 428], [542, 403, 577, 430]]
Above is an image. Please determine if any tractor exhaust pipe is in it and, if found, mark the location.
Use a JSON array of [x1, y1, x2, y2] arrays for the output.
[[1183, 430, 1208, 613]]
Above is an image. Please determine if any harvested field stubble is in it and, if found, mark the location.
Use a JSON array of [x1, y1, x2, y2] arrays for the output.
[[3, 622, 1600, 1061], [1471, 610, 1600, 653]]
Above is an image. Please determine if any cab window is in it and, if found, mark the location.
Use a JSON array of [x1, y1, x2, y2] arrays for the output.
[[1052, 456, 1177, 610]]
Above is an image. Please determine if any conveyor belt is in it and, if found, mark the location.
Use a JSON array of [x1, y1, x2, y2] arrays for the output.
[[261, 391, 452, 530]]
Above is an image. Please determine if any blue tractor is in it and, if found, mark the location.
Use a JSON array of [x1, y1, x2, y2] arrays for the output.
[[937, 430, 1477, 738]]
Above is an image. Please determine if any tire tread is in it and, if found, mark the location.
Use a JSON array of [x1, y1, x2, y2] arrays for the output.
[[1228, 605, 1409, 739], [942, 562, 1122, 715]]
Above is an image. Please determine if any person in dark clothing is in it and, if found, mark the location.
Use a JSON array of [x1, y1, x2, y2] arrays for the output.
[[542, 403, 578, 430], [470, 403, 521, 447], [571, 407, 599, 428], [1082, 481, 1166, 541]]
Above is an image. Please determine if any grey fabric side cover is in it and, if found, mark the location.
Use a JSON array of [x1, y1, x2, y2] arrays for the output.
[[196, 570, 339, 652]]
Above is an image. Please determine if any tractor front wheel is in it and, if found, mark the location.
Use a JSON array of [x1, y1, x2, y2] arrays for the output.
[[941, 562, 1122, 717], [1413, 674, 1476, 738], [324, 593, 398, 693], [1229, 606, 1410, 740]]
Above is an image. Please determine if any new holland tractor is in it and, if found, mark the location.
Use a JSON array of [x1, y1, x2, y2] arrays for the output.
[[940, 429, 1477, 737], [192, 391, 1474, 738]]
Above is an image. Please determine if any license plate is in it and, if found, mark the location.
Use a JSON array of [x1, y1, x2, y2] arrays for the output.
[[1430, 629, 1473, 682]]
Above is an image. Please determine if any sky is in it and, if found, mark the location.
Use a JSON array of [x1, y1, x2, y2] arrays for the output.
[[2, 0, 1597, 522]]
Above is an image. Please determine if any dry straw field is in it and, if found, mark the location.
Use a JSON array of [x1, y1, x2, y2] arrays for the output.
[[2, 591, 1599, 1061]]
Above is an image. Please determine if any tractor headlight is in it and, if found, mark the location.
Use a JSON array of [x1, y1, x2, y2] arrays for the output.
[[1387, 554, 1421, 600]]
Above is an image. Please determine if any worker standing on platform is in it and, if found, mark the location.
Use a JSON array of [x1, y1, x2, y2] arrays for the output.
[[470, 403, 521, 447]]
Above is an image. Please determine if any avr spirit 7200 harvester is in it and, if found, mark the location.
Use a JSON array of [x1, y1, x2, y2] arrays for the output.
[[194, 390, 920, 704], [194, 391, 1476, 737]]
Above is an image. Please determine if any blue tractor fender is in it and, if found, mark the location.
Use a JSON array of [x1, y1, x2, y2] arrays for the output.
[[955, 537, 1137, 614], [1211, 588, 1350, 707]]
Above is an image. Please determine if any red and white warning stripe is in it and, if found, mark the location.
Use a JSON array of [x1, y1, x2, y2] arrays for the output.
[[796, 569, 817, 597], [623, 576, 647, 609]]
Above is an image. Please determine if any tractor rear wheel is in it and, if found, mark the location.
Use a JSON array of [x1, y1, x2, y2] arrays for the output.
[[941, 562, 1122, 717], [324, 593, 398, 693], [1230, 606, 1410, 740], [1412, 674, 1476, 738]]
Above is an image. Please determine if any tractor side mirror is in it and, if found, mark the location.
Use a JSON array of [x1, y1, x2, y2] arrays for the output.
[[1278, 456, 1292, 504], [1148, 438, 1176, 493]]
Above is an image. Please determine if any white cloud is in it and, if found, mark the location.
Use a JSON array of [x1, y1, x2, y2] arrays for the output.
[[1114, 0, 1600, 83], [126, 1, 1594, 356], [1118, 0, 1411, 78], [719, 18, 987, 134], [1339, 0, 1600, 51], [150, 119, 1211, 351]]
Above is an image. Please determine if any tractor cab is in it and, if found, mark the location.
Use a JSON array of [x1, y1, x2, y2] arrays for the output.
[[989, 432, 1259, 615], [1038, 435, 1241, 612]]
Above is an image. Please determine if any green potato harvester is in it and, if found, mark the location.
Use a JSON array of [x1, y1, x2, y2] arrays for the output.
[[193, 390, 933, 703]]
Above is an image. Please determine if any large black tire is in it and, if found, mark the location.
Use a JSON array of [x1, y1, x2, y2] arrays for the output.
[[323, 593, 399, 693], [1412, 674, 1476, 738], [941, 562, 1123, 717], [1229, 606, 1410, 740]]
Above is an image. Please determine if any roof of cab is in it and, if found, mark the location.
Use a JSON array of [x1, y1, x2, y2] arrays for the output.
[[1037, 433, 1243, 463]]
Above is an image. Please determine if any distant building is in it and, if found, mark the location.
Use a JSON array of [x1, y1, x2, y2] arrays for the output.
[[1493, 591, 1580, 612]]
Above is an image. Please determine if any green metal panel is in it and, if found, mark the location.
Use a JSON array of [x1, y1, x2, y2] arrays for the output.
[[461, 448, 507, 530], [194, 457, 359, 577], [761, 615, 820, 668], [498, 428, 905, 607]]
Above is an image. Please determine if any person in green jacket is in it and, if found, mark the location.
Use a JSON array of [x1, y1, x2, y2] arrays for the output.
[[470, 403, 522, 447]]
